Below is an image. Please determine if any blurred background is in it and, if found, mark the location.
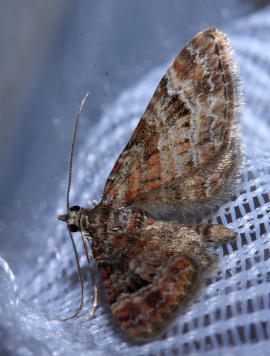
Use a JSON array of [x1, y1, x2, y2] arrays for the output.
[[0, 0, 270, 280]]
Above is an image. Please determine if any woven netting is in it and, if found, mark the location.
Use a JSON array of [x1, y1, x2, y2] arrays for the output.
[[1, 7, 270, 356]]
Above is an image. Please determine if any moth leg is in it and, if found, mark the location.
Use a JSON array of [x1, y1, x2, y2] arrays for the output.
[[188, 224, 237, 244]]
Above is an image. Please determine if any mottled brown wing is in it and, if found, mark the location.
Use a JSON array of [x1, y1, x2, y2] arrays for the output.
[[91, 211, 236, 339], [102, 27, 240, 212]]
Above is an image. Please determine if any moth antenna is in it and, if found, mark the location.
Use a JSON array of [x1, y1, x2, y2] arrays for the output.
[[67, 92, 90, 211], [60, 92, 89, 321], [59, 229, 85, 321], [80, 230, 98, 321]]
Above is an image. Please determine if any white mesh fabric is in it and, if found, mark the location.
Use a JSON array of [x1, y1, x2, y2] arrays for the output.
[[1, 6, 270, 356]]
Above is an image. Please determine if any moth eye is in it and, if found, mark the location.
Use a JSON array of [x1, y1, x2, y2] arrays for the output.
[[70, 205, 80, 212], [69, 224, 79, 232]]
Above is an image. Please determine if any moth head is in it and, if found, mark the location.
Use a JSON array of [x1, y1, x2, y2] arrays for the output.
[[58, 205, 81, 232]]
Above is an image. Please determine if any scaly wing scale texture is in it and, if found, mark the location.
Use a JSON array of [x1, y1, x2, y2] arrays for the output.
[[102, 28, 241, 217], [89, 206, 237, 339]]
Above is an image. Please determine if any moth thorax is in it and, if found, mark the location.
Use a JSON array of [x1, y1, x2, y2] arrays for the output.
[[77, 208, 90, 233]]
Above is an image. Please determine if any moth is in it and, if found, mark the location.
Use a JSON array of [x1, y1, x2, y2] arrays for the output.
[[58, 27, 241, 339]]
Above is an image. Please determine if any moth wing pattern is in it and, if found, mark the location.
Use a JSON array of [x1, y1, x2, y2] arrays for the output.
[[102, 27, 241, 216], [57, 27, 242, 341], [91, 209, 237, 339]]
